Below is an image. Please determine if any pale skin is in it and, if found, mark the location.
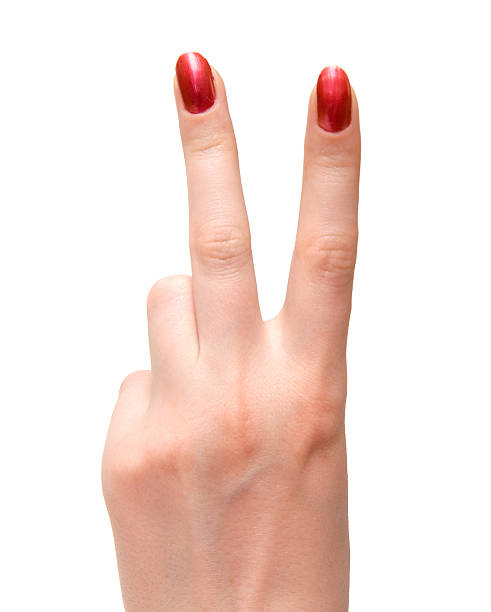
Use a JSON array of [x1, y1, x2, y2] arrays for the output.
[[102, 62, 361, 611]]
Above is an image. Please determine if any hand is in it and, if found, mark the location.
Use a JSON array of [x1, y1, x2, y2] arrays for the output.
[[102, 52, 360, 612]]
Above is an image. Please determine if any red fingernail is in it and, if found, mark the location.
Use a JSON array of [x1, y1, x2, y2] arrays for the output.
[[176, 52, 215, 114], [316, 66, 352, 133]]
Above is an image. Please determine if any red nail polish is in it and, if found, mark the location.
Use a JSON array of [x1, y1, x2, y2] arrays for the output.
[[316, 66, 352, 133], [176, 52, 215, 114]]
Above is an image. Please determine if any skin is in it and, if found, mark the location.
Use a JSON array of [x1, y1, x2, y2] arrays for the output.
[[102, 65, 361, 611]]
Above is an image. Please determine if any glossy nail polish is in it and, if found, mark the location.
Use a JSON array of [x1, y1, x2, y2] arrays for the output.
[[176, 52, 215, 114], [316, 66, 352, 132]]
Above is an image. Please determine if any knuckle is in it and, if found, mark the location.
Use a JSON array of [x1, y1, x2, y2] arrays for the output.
[[217, 407, 262, 461], [294, 404, 345, 455], [147, 275, 192, 315], [137, 439, 183, 478], [118, 370, 151, 396], [185, 129, 236, 158], [307, 140, 360, 172], [102, 434, 184, 497], [283, 384, 347, 459], [301, 231, 357, 282], [193, 223, 251, 270]]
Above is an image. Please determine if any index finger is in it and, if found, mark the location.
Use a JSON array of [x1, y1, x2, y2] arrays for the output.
[[175, 53, 261, 354]]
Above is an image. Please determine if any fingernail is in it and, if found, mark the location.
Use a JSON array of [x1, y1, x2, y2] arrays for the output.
[[316, 66, 352, 133], [176, 52, 215, 114]]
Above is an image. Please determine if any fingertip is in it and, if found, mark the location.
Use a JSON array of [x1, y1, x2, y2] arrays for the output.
[[303, 75, 360, 170], [175, 52, 216, 114], [316, 66, 352, 133], [307, 67, 360, 139]]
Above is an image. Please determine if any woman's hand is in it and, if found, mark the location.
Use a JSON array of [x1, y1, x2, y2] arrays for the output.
[[102, 52, 360, 612]]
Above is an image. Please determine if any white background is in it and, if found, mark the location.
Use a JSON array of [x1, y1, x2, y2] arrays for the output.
[[1, 1, 490, 610]]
